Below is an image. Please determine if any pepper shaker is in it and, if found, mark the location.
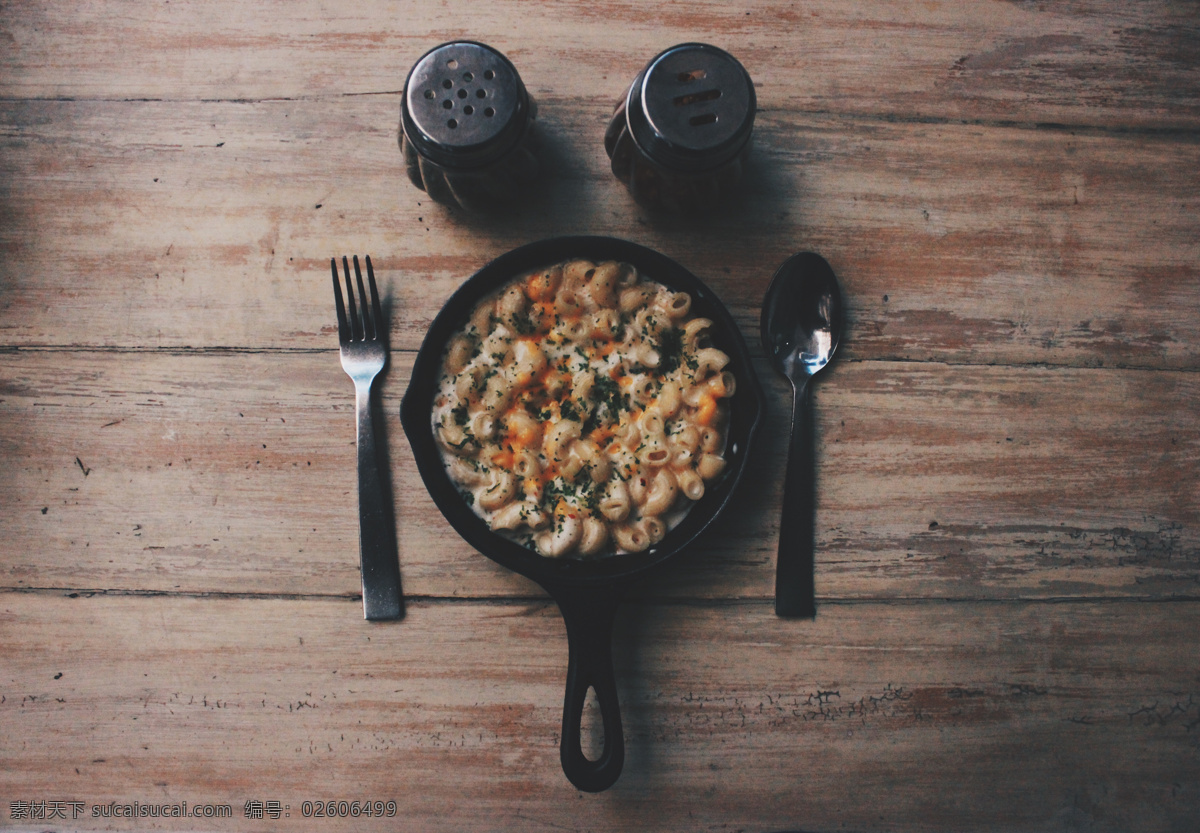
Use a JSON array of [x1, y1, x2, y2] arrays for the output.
[[604, 43, 756, 214], [399, 41, 538, 213]]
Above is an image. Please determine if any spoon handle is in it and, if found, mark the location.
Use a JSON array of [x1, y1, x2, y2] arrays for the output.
[[776, 378, 816, 617]]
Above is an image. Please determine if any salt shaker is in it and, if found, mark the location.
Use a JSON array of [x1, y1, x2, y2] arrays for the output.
[[604, 43, 756, 214], [399, 41, 538, 213]]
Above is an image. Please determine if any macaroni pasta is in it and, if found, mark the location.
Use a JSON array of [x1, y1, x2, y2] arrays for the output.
[[433, 259, 735, 558]]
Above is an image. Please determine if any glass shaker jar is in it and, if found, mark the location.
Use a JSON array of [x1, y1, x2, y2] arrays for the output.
[[604, 43, 756, 214], [399, 41, 538, 213]]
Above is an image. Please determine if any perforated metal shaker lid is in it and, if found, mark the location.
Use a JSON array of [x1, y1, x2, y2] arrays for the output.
[[626, 43, 756, 173], [402, 41, 531, 169]]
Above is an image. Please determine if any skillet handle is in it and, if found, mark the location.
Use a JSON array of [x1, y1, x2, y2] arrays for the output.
[[551, 584, 625, 792]]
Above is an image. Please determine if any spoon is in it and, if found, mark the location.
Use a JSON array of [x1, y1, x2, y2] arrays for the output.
[[760, 252, 843, 618]]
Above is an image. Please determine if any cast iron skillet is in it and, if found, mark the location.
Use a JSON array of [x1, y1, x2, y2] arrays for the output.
[[400, 236, 765, 791]]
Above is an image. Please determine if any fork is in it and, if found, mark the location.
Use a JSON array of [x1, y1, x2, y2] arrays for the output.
[[332, 255, 404, 620]]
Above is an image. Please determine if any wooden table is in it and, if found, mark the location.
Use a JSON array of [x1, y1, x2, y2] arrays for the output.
[[2, 2, 1198, 831]]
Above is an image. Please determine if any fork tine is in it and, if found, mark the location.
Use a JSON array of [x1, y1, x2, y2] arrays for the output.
[[365, 256, 383, 342], [353, 255, 374, 341], [342, 256, 361, 341], [331, 257, 350, 343]]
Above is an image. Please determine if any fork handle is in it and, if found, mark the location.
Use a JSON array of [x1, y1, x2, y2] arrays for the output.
[[355, 380, 404, 620]]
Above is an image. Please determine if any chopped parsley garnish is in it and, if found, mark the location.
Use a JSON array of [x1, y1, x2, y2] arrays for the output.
[[578, 477, 600, 511], [591, 375, 628, 417], [541, 477, 566, 508], [510, 310, 535, 335]]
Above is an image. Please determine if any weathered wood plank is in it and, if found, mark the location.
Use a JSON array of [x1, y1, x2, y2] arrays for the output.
[[2, 350, 1195, 600], [1, 98, 1197, 367], [0, 4, 1195, 832], [1, 0, 1197, 130], [2, 593, 1197, 832]]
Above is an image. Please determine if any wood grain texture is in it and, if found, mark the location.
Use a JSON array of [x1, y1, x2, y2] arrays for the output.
[[2, 592, 1198, 833], [1, 1, 1198, 829], [1, 0, 1197, 130], [2, 350, 1196, 601], [2, 98, 1197, 367]]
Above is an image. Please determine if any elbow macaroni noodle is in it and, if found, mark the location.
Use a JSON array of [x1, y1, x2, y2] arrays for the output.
[[433, 259, 735, 558]]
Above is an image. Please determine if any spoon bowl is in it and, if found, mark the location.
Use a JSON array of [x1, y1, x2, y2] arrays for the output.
[[760, 252, 843, 617]]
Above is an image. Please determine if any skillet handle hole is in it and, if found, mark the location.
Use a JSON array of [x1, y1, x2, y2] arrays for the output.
[[580, 685, 605, 762]]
